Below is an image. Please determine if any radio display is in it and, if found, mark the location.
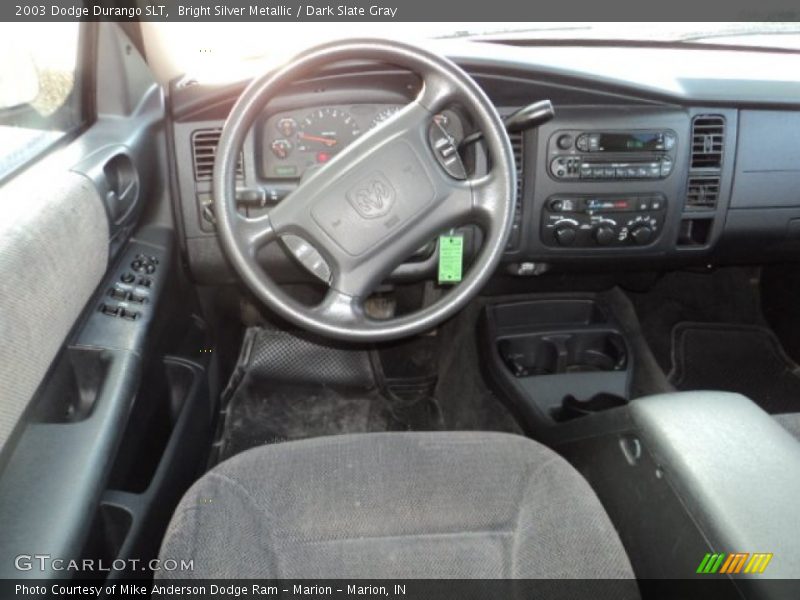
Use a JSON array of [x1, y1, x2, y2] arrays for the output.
[[599, 133, 665, 152]]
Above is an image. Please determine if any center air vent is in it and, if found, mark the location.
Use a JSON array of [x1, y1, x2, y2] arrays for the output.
[[191, 129, 244, 181], [509, 131, 524, 203], [686, 176, 720, 209], [690, 115, 725, 170], [507, 131, 524, 250]]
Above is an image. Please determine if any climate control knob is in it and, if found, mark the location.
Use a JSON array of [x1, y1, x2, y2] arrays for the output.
[[554, 225, 578, 246], [630, 224, 654, 245], [592, 225, 616, 246]]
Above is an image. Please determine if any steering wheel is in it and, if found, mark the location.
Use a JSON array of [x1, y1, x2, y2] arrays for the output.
[[213, 39, 515, 342]]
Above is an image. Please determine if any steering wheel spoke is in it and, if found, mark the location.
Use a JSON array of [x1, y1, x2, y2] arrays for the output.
[[234, 213, 278, 253], [313, 288, 366, 327]]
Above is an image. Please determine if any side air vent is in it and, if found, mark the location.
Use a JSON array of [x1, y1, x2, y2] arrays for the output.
[[191, 129, 244, 181], [686, 176, 720, 209], [690, 115, 725, 170]]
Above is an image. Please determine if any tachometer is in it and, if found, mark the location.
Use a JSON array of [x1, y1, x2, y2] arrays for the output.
[[297, 108, 361, 162]]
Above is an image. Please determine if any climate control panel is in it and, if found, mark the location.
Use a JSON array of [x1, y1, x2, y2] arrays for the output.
[[541, 194, 667, 248]]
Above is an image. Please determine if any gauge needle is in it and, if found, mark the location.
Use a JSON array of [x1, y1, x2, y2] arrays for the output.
[[298, 133, 338, 147]]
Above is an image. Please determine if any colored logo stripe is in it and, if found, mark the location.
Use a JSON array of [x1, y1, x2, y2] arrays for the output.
[[744, 553, 773, 574], [720, 553, 748, 574], [697, 553, 726, 573], [696, 553, 773, 574]]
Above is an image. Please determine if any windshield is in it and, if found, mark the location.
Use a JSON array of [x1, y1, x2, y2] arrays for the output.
[[142, 22, 800, 84]]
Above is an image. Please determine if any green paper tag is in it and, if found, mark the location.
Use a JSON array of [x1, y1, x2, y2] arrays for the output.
[[438, 235, 464, 284]]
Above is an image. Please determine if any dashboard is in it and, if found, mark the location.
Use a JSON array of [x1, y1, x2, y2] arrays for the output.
[[168, 40, 800, 285]]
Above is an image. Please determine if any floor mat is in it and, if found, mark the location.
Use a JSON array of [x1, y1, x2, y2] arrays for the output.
[[213, 327, 444, 464], [670, 323, 800, 414], [218, 383, 395, 460]]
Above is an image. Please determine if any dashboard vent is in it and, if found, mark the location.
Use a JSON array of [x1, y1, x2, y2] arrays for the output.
[[686, 176, 720, 209], [509, 131, 524, 203], [508, 131, 523, 199], [191, 129, 243, 181], [506, 131, 524, 250], [690, 115, 725, 169]]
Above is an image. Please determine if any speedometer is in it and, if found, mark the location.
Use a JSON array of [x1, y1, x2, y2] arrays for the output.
[[370, 106, 402, 128], [297, 108, 361, 163]]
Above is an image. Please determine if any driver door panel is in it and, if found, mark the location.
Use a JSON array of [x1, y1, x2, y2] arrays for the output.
[[0, 23, 213, 579]]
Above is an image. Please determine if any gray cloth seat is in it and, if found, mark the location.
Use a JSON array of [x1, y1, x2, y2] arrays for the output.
[[159, 431, 636, 583], [775, 413, 800, 440]]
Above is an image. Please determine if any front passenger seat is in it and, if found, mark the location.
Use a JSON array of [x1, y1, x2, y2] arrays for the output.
[[158, 432, 636, 591]]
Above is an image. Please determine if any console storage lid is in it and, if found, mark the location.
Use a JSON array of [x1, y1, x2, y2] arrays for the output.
[[630, 392, 800, 588]]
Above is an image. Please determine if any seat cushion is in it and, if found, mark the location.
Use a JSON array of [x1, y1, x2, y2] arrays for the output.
[[158, 431, 635, 581]]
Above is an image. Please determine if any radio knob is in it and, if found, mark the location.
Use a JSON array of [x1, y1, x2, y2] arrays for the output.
[[593, 225, 616, 246], [554, 225, 578, 246], [557, 134, 573, 150], [630, 224, 654, 245]]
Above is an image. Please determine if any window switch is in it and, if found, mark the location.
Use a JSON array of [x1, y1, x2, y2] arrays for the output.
[[120, 309, 140, 321], [128, 292, 147, 304], [109, 287, 127, 300], [100, 303, 120, 317]]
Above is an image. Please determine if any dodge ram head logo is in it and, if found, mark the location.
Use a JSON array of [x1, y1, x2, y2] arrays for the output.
[[347, 173, 396, 219]]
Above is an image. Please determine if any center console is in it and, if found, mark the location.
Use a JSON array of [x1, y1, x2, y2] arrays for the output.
[[506, 105, 738, 264]]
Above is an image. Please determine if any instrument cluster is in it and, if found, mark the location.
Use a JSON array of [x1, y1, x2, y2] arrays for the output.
[[260, 104, 463, 180]]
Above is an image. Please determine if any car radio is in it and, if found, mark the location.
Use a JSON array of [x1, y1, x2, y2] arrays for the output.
[[548, 129, 677, 181], [541, 193, 667, 248]]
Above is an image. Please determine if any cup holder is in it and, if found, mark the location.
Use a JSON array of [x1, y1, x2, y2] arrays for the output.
[[564, 332, 627, 373], [498, 337, 559, 377], [499, 331, 627, 378]]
